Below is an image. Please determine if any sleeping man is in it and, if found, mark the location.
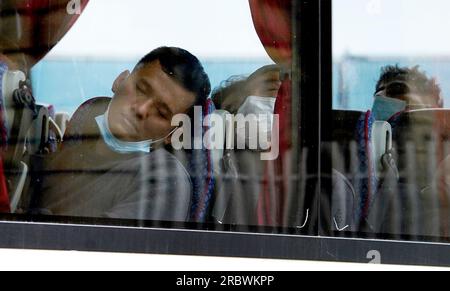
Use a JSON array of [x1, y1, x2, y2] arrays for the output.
[[37, 47, 211, 222]]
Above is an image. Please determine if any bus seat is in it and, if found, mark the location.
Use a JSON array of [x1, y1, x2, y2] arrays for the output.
[[209, 110, 277, 226], [331, 110, 364, 175], [331, 110, 393, 229], [26, 105, 50, 155], [209, 109, 229, 177], [9, 161, 28, 212], [1, 67, 26, 138], [332, 169, 356, 232], [14, 104, 55, 213], [55, 112, 70, 137], [387, 109, 450, 236], [62, 97, 111, 144], [328, 110, 361, 231], [0, 62, 31, 213], [389, 109, 450, 189], [197, 105, 272, 225], [330, 110, 364, 229], [0, 63, 60, 213], [188, 98, 216, 222], [345, 109, 450, 237], [0, 62, 53, 213], [209, 109, 242, 225], [206, 108, 242, 224], [6, 102, 51, 213], [355, 111, 396, 225]]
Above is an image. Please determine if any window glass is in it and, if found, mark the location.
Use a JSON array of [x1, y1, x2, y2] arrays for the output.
[[0, 0, 306, 234], [332, 0, 450, 241]]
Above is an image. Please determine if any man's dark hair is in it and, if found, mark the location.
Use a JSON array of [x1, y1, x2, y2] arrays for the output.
[[375, 65, 443, 107], [136, 46, 211, 106]]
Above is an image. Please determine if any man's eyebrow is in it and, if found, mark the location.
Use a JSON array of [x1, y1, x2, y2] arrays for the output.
[[138, 78, 152, 92]]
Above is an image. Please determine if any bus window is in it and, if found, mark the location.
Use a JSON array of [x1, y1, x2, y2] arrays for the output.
[[3, 0, 450, 267], [0, 0, 313, 235], [331, 0, 450, 242]]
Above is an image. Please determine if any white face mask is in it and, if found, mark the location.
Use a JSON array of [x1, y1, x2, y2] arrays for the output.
[[95, 108, 175, 154], [236, 96, 276, 150]]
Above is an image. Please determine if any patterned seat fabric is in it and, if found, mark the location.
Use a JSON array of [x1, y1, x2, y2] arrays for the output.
[[355, 111, 378, 225], [188, 98, 216, 222]]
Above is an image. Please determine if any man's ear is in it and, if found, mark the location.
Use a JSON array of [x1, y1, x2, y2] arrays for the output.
[[164, 133, 172, 145], [112, 70, 130, 93]]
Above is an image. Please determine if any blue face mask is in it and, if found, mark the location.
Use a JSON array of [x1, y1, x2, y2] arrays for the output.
[[371, 95, 407, 121], [95, 109, 174, 154]]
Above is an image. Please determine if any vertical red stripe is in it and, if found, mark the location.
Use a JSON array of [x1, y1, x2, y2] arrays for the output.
[[0, 156, 10, 213]]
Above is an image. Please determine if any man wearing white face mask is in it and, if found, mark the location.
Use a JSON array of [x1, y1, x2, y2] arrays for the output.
[[37, 47, 211, 221], [371, 65, 443, 121], [212, 64, 281, 149], [213, 65, 281, 114]]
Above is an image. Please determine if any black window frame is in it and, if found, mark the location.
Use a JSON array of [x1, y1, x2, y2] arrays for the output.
[[1, 0, 450, 267]]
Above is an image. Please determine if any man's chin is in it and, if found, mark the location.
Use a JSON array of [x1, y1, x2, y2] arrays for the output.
[[109, 128, 134, 142]]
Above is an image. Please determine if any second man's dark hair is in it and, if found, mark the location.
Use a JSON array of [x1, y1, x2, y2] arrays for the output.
[[375, 65, 443, 107], [136, 46, 211, 106]]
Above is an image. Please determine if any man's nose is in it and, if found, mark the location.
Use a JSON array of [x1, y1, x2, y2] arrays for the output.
[[132, 98, 154, 120]]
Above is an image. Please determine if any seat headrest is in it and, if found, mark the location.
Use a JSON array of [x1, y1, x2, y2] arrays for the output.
[[332, 169, 356, 231], [390, 109, 450, 141], [371, 121, 392, 178], [388, 109, 450, 190], [0, 62, 26, 138], [332, 110, 365, 142]]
